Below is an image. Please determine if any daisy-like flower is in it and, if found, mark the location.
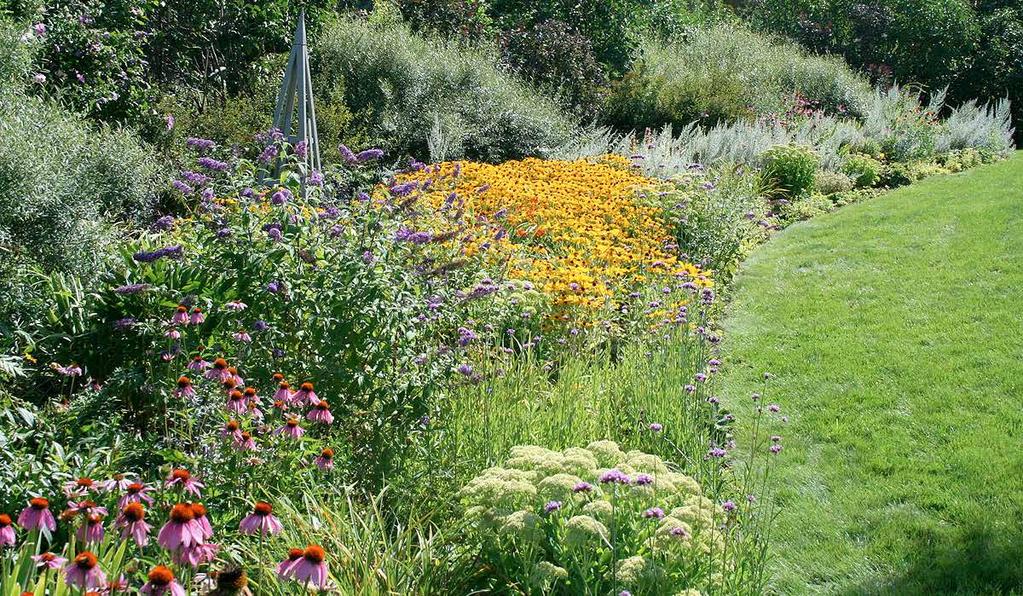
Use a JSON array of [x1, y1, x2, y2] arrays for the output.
[[233, 432, 257, 452], [306, 401, 334, 425], [18, 497, 56, 532], [246, 401, 263, 421], [116, 502, 151, 546], [32, 552, 67, 569], [174, 376, 195, 399], [157, 504, 205, 551], [190, 503, 214, 540], [0, 513, 15, 546], [273, 417, 304, 439], [171, 305, 189, 326], [292, 382, 319, 405], [165, 469, 204, 497], [205, 358, 232, 382], [188, 355, 211, 371], [227, 390, 246, 414], [277, 548, 304, 578], [228, 366, 245, 387], [118, 482, 155, 508], [64, 477, 96, 498], [99, 473, 134, 492], [221, 420, 243, 442], [273, 381, 293, 403], [189, 308, 205, 325], [171, 542, 219, 567], [286, 545, 329, 589], [242, 387, 260, 405], [76, 513, 105, 543], [64, 551, 106, 590], [232, 330, 251, 343], [222, 378, 238, 394], [140, 565, 186, 595], [238, 502, 283, 536], [314, 448, 334, 471], [225, 300, 247, 311]]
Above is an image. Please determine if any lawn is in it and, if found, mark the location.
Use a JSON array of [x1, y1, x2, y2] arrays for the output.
[[719, 153, 1023, 594]]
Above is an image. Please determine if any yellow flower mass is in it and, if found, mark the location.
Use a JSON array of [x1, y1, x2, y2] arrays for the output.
[[391, 156, 711, 315]]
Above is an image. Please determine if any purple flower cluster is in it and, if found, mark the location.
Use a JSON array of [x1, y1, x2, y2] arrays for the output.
[[185, 137, 216, 152], [133, 245, 183, 263], [113, 283, 149, 295], [598, 469, 630, 485], [197, 157, 229, 172]]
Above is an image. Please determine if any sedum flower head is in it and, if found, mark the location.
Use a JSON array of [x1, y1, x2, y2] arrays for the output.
[[586, 440, 626, 467], [537, 473, 585, 502], [615, 555, 664, 587], [564, 515, 608, 549]]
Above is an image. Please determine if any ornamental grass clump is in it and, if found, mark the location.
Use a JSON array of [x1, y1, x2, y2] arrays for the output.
[[459, 441, 730, 594]]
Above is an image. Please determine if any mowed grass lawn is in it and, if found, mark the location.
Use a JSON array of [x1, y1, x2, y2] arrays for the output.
[[720, 153, 1023, 594]]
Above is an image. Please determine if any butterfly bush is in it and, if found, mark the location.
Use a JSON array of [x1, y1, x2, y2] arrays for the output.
[[459, 442, 731, 594]]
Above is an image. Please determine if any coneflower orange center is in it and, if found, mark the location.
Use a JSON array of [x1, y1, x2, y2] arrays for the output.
[[240, 432, 251, 441], [279, 381, 290, 390], [272, 373, 284, 381], [77, 477, 93, 487], [127, 483, 144, 494], [177, 376, 191, 387], [147, 565, 175, 586], [169, 504, 194, 523], [226, 420, 240, 431], [287, 547, 304, 560], [171, 469, 191, 481], [122, 503, 145, 521], [229, 390, 243, 401], [176, 305, 187, 313], [315, 401, 329, 410], [321, 448, 334, 458], [300, 382, 313, 392], [253, 501, 273, 516], [213, 358, 228, 369], [243, 387, 256, 396], [286, 419, 298, 427], [0, 514, 11, 526], [190, 503, 207, 518], [39, 552, 57, 562], [29, 497, 49, 509], [74, 552, 98, 569], [303, 545, 326, 563]]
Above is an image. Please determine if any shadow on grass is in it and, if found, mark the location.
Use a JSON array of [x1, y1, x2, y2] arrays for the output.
[[839, 522, 1023, 595]]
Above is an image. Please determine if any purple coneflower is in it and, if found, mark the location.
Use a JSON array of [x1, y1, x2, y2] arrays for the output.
[[232, 330, 252, 343], [190, 503, 213, 540], [118, 482, 155, 508], [227, 390, 246, 414], [140, 565, 186, 595], [292, 382, 318, 405], [64, 551, 106, 590], [157, 504, 204, 551], [116, 502, 151, 546], [174, 376, 195, 399], [278, 547, 304, 577], [306, 401, 334, 425], [19, 497, 56, 532], [239, 501, 283, 536], [76, 513, 105, 543], [0, 514, 15, 546], [233, 432, 257, 451], [274, 417, 304, 439], [285, 545, 329, 589], [32, 552, 66, 569], [165, 469, 204, 497], [314, 448, 334, 471], [189, 308, 205, 325], [171, 542, 219, 567], [274, 381, 293, 403]]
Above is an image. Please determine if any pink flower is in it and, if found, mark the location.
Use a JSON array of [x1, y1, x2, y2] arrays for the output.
[[277, 548, 304, 578], [273, 417, 304, 439], [227, 390, 246, 414], [232, 330, 252, 343], [32, 552, 66, 569], [64, 551, 106, 590], [165, 469, 204, 497], [69, 499, 107, 517], [292, 382, 319, 405], [238, 502, 283, 536], [140, 565, 185, 596], [171, 542, 219, 567], [188, 356, 211, 371], [315, 448, 334, 471], [98, 473, 134, 492], [205, 358, 232, 382], [221, 420, 243, 442], [0, 514, 15, 546], [233, 432, 257, 452], [76, 513, 105, 543], [157, 504, 205, 551], [247, 402, 264, 420], [63, 477, 96, 498], [118, 482, 155, 508], [189, 307, 205, 325], [116, 503, 151, 547], [171, 305, 189, 326], [225, 300, 247, 311], [285, 545, 329, 589], [306, 401, 334, 425], [242, 387, 261, 405], [174, 376, 195, 399], [273, 381, 294, 404], [18, 497, 56, 532], [190, 503, 214, 540]]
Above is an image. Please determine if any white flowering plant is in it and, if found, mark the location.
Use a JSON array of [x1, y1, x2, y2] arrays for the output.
[[459, 441, 732, 595]]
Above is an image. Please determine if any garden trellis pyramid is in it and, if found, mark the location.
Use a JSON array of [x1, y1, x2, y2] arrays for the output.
[[272, 10, 322, 179]]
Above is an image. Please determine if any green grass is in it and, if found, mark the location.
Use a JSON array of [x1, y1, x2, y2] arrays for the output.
[[719, 153, 1023, 594]]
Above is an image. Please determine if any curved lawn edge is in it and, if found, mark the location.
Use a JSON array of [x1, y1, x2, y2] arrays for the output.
[[719, 153, 1023, 594]]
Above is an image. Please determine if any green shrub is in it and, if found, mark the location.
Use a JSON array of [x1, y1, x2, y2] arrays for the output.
[[778, 193, 835, 222], [312, 15, 578, 162], [760, 144, 819, 198], [815, 170, 855, 194], [603, 25, 873, 131], [841, 153, 883, 187]]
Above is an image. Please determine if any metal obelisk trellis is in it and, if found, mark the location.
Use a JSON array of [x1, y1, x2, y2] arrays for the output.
[[272, 10, 322, 188]]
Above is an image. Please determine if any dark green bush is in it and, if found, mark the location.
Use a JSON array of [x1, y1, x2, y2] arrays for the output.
[[760, 144, 819, 198]]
